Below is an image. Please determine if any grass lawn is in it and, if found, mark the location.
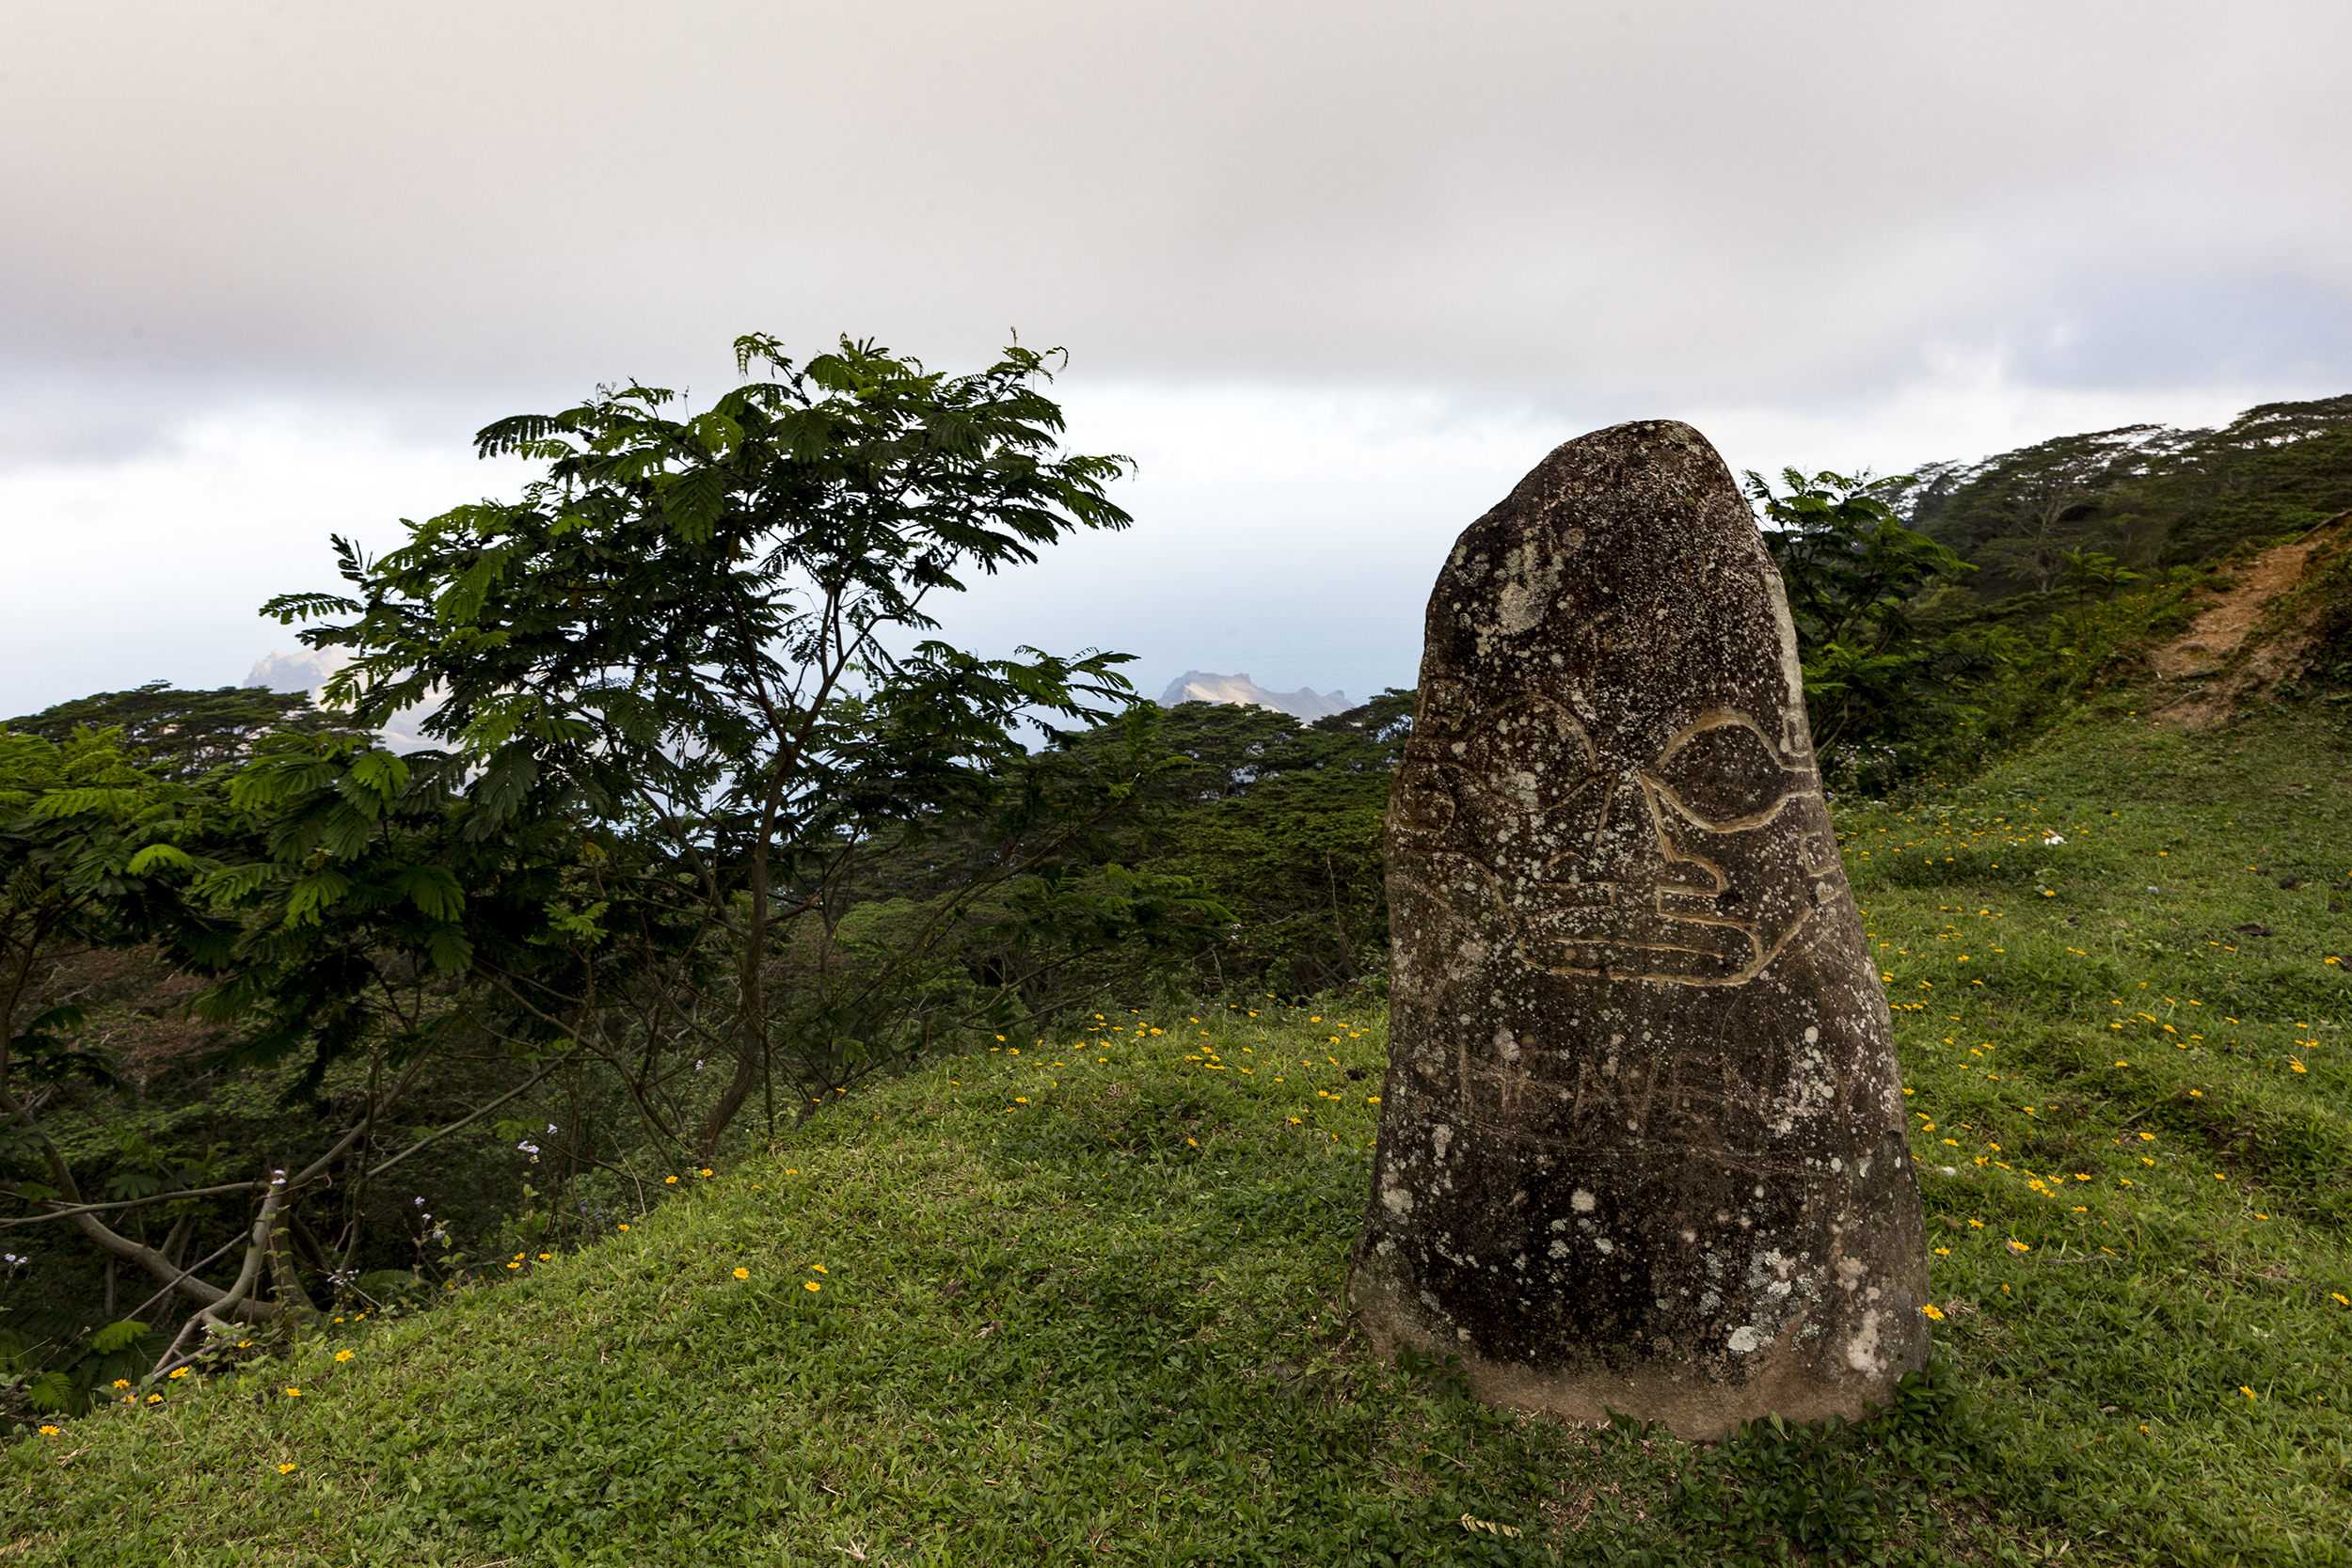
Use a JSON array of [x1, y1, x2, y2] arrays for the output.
[[6, 697, 2348, 1566]]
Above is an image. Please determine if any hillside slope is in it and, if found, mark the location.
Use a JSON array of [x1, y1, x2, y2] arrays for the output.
[[8, 705, 2351, 1567], [1896, 394, 2352, 599]]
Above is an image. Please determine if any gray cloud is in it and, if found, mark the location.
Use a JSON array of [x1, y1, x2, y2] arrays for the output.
[[3, 1, 2346, 718], [4, 0, 2345, 410]]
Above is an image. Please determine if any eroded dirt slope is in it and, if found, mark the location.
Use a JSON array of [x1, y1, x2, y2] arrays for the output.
[[2152, 518, 2348, 727]]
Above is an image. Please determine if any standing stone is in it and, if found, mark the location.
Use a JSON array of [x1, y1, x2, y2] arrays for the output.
[[1349, 420, 1928, 1439]]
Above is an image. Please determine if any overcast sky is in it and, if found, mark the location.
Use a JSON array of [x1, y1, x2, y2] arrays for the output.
[[5, 0, 2347, 719]]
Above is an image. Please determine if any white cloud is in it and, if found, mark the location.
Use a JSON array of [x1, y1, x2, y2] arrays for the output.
[[0, 343, 2323, 723], [0, 407, 529, 717]]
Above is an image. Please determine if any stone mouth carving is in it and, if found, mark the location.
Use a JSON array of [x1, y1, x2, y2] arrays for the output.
[[1392, 698, 1834, 986]]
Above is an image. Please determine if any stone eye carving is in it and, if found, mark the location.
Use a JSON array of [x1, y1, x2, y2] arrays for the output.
[[1649, 714, 1804, 830], [1455, 697, 1596, 812]]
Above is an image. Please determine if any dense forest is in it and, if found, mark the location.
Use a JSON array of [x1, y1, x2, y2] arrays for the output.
[[1894, 392, 2352, 595], [4, 359, 2347, 1424]]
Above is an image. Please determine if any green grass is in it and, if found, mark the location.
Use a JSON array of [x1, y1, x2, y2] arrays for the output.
[[7, 699, 2351, 1566]]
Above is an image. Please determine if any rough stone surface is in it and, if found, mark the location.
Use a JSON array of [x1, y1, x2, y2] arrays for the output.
[[1348, 420, 1929, 1439]]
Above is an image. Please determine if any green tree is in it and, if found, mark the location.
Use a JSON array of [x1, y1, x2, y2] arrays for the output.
[[262, 334, 1214, 1155], [0, 723, 269, 1399], [1902, 427, 2169, 594], [1054, 691, 1415, 996], [1746, 468, 1979, 768]]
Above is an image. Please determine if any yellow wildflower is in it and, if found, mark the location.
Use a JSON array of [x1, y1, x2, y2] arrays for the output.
[[733, 1267, 750, 1279], [335, 1350, 353, 1363]]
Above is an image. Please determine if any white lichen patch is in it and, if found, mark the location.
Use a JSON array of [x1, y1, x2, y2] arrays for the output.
[[1843, 1308, 1884, 1373], [1769, 1028, 1838, 1136]]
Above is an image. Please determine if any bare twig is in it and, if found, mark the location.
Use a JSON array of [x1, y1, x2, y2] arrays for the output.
[[3, 1181, 260, 1227], [123, 1235, 244, 1323]]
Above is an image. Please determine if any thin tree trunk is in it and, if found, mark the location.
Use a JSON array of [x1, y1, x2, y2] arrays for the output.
[[266, 1200, 317, 1313], [1326, 855, 1361, 983], [696, 1032, 765, 1159], [162, 1213, 194, 1269]]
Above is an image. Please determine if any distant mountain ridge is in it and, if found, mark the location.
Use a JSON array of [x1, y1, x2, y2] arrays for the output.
[[1158, 671, 1350, 721]]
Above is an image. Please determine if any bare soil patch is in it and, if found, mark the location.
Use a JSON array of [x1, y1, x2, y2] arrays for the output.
[[2150, 521, 2347, 727]]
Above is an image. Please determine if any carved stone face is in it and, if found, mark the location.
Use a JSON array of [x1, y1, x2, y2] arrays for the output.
[[1351, 420, 1929, 1440], [1392, 690, 1833, 987]]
